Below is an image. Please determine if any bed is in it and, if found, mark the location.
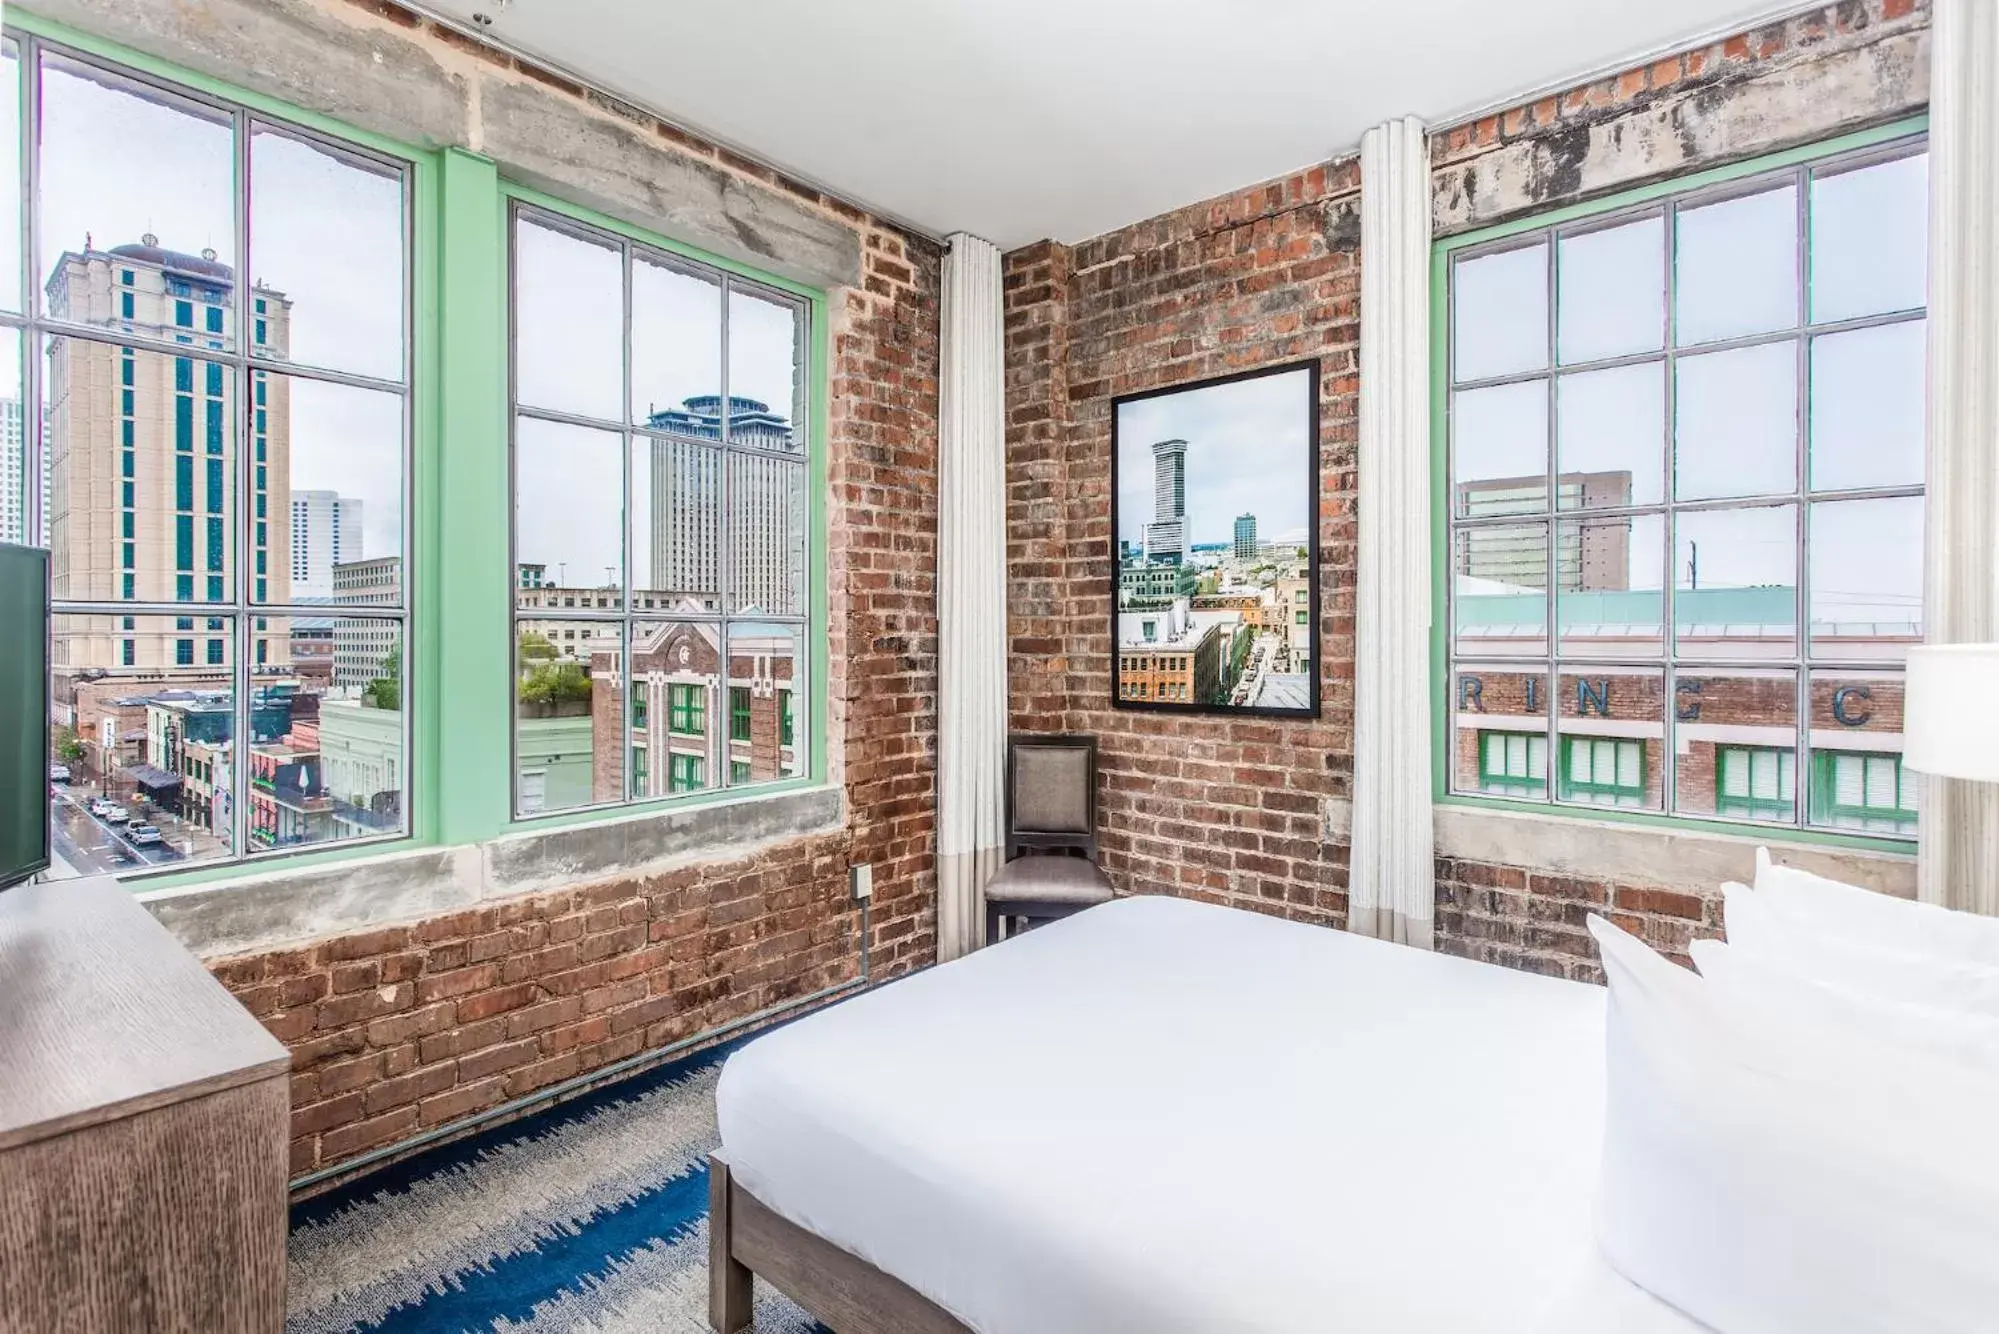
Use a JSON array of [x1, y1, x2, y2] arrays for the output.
[[711, 894, 1700, 1333]]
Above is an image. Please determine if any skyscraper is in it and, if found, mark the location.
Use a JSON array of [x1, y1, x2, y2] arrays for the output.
[[0, 398, 49, 546], [1145, 437, 1187, 565], [291, 489, 362, 598], [332, 554, 400, 692], [1234, 513, 1258, 560], [646, 395, 803, 616]]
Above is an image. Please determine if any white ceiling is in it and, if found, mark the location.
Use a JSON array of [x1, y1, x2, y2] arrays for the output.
[[423, 0, 1798, 248]]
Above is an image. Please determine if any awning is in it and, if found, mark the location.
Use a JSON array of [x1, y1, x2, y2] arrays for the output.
[[125, 764, 182, 793]]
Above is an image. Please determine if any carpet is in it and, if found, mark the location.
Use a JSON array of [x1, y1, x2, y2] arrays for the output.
[[286, 1036, 826, 1333]]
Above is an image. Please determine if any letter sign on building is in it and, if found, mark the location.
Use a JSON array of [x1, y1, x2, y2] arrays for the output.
[[1832, 685, 1873, 727]]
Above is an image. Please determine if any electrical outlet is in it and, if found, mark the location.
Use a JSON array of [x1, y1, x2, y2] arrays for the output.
[[849, 863, 873, 901]]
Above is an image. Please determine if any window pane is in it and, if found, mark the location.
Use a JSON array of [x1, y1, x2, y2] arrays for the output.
[[632, 252, 720, 427], [1452, 664, 1549, 799], [514, 620, 618, 815], [726, 285, 804, 451], [1671, 668, 1797, 824], [1557, 668, 1662, 810], [631, 435, 719, 612], [1811, 152, 1927, 323], [514, 215, 622, 420], [0, 329, 24, 544], [727, 453, 805, 616], [514, 417, 622, 609], [1808, 670, 1911, 833], [1453, 243, 1547, 382], [40, 55, 235, 342], [1810, 321, 1925, 492], [258, 614, 406, 848], [46, 338, 234, 606], [1452, 380, 1546, 518], [1556, 361, 1663, 508], [1557, 215, 1663, 364], [1454, 522, 1547, 657], [1674, 341, 1797, 500], [1675, 182, 1798, 345], [1675, 505, 1797, 659], [726, 622, 804, 785], [49, 611, 237, 874], [1809, 496, 1923, 663], [0, 42, 21, 313], [1558, 513, 1664, 659], [276, 375, 403, 601], [629, 621, 720, 800], [248, 126, 405, 381]]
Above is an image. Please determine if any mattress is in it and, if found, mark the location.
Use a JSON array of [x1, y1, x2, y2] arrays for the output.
[[716, 895, 1703, 1334]]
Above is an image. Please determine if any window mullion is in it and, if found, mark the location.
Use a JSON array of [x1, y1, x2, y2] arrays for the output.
[[230, 101, 253, 864]]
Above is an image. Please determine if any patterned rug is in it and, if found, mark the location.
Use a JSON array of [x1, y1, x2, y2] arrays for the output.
[[286, 1035, 826, 1333]]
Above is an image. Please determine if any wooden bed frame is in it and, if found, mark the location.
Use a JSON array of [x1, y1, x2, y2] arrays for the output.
[[709, 1151, 971, 1333]]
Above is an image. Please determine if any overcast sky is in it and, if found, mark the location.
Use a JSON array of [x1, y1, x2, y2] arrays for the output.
[[1116, 366, 1313, 551]]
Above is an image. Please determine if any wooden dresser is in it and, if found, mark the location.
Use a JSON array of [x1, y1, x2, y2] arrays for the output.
[[0, 876, 290, 1332]]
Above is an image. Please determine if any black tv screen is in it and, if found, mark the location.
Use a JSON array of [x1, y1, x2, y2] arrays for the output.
[[0, 543, 49, 889]]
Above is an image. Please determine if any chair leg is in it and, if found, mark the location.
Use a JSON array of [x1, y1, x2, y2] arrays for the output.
[[985, 901, 1002, 947]]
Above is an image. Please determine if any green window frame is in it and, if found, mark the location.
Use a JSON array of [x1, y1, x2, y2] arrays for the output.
[[669, 753, 704, 793], [630, 681, 647, 729], [1811, 750, 1918, 830], [779, 688, 794, 747], [730, 686, 751, 742], [731, 760, 752, 784], [1477, 729, 1546, 797], [667, 683, 705, 736], [1717, 746, 1797, 821], [1559, 736, 1645, 808], [630, 745, 648, 793]]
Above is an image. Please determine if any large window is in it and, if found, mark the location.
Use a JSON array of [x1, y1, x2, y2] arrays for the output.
[[10, 33, 412, 874], [1444, 133, 1926, 840], [508, 203, 808, 816]]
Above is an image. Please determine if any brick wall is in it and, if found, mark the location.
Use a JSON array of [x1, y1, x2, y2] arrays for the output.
[[203, 2, 942, 1181]]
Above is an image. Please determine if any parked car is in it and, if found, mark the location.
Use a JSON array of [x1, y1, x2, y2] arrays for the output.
[[127, 825, 163, 847], [89, 797, 114, 817], [104, 806, 131, 824], [48, 764, 70, 783]]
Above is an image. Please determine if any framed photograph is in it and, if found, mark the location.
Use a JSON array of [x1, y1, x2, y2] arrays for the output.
[[1110, 360, 1320, 718]]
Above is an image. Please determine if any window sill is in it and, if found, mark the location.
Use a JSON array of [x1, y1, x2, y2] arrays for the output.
[[139, 783, 845, 959]]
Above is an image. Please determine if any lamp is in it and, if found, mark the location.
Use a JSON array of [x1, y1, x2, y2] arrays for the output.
[[1904, 644, 1999, 782]]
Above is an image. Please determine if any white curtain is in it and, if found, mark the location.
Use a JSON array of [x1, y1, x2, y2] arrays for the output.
[[936, 233, 1008, 959], [1921, 0, 1999, 915], [1349, 116, 1436, 948]]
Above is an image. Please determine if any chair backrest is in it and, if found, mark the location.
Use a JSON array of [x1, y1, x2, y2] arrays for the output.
[[1006, 733, 1097, 859]]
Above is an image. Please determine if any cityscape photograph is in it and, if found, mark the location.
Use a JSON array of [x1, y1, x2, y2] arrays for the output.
[[1112, 362, 1317, 715]]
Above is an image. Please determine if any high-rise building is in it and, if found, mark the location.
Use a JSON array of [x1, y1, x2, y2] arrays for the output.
[[0, 398, 51, 546], [645, 395, 803, 616], [332, 555, 400, 692], [45, 235, 292, 676], [1145, 437, 1187, 565], [291, 489, 362, 598], [1233, 513, 1258, 561]]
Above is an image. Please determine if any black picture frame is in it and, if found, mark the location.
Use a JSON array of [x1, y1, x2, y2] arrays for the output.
[[1109, 359, 1321, 719]]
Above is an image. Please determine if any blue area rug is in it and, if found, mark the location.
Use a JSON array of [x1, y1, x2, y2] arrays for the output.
[[286, 1035, 826, 1333]]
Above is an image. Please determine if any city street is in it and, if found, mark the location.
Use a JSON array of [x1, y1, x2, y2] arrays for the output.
[[47, 783, 192, 877]]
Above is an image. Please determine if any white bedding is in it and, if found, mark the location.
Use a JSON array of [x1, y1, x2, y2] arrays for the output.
[[716, 895, 1702, 1333]]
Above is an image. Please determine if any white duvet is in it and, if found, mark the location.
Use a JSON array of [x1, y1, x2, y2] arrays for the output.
[[717, 895, 1700, 1333]]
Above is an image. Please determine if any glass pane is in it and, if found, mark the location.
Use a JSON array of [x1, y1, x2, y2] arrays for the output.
[[1557, 668, 1663, 810], [1556, 361, 1663, 509], [1557, 215, 1664, 364], [1810, 321, 1925, 492], [0, 41, 21, 313], [1672, 668, 1797, 824], [1675, 505, 1798, 659], [1558, 513, 1664, 659], [514, 620, 619, 815], [1674, 341, 1797, 501], [1452, 380, 1546, 518], [1811, 152, 1927, 323], [0, 329, 23, 545], [514, 215, 622, 420], [725, 621, 804, 785], [1453, 522, 1547, 658], [248, 126, 405, 381], [1808, 670, 1914, 834], [726, 285, 804, 451], [45, 338, 234, 606], [514, 417, 622, 609], [1451, 664, 1549, 799], [40, 55, 235, 342], [727, 453, 805, 616], [632, 253, 721, 427], [1809, 496, 1923, 663], [275, 375, 403, 601], [1675, 183, 1798, 346], [265, 614, 405, 848], [1453, 243, 1547, 383], [48, 611, 237, 874], [628, 620, 720, 801], [631, 435, 720, 613]]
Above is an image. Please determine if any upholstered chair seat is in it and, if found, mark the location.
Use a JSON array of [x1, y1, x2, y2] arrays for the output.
[[985, 853, 1113, 905]]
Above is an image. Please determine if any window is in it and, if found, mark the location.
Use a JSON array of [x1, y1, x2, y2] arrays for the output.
[[1478, 730, 1546, 797], [26, 36, 413, 872], [630, 680, 647, 729], [731, 760, 752, 784], [1443, 134, 1926, 840], [509, 201, 810, 816]]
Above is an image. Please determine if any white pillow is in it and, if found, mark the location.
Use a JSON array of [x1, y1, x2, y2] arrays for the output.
[[1755, 847, 1999, 968], [1722, 881, 1999, 1018], [1590, 914, 1999, 1334]]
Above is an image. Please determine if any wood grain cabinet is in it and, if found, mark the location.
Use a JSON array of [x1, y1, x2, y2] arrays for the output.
[[0, 876, 290, 1332]]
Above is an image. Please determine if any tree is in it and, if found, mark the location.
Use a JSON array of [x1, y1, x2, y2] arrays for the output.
[[52, 725, 86, 765], [362, 645, 402, 711], [518, 630, 558, 662], [518, 660, 592, 706]]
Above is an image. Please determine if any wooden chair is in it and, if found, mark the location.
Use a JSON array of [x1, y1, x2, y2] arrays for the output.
[[983, 734, 1113, 945]]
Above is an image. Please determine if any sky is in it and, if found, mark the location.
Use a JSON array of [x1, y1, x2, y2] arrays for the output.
[[1115, 366, 1313, 552]]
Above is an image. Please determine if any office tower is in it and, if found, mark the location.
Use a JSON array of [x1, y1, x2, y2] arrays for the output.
[[291, 489, 362, 598]]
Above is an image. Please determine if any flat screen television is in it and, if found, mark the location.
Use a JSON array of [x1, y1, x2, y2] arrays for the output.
[[0, 542, 50, 889]]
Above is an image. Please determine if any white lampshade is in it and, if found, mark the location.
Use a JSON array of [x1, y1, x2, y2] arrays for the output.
[[1904, 644, 1999, 782]]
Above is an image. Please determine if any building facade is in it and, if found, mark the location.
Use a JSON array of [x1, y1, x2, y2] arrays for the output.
[[644, 394, 802, 616], [1144, 437, 1187, 564], [290, 489, 362, 598], [1233, 513, 1257, 560], [332, 554, 400, 692]]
